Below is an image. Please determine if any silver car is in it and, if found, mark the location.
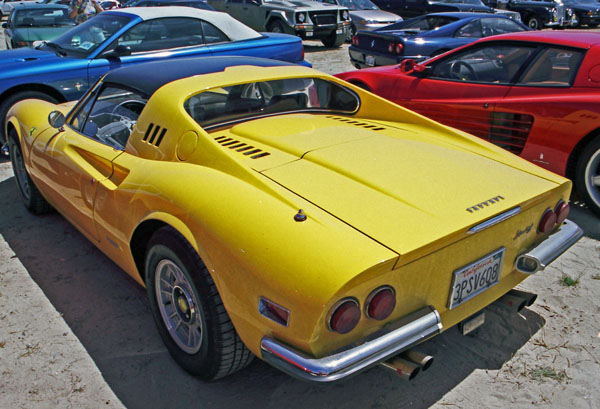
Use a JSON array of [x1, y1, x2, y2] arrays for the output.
[[317, 0, 402, 39]]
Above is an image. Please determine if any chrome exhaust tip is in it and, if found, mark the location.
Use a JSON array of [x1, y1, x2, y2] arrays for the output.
[[380, 356, 420, 381], [401, 350, 434, 371]]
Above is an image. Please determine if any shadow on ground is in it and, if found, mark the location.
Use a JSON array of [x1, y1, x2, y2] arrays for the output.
[[0, 176, 555, 409]]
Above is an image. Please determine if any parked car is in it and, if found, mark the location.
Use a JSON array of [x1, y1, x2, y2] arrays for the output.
[[503, 0, 572, 29], [559, 0, 600, 27], [123, 0, 213, 10], [0, 6, 310, 150], [6, 55, 582, 381], [315, 0, 402, 40], [0, 0, 26, 18], [338, 31, 600, 215], [208, 0, 351, 48], [371, 0, 494, 18], [349, 12, 528, 68], [2, 4, 76, 49]]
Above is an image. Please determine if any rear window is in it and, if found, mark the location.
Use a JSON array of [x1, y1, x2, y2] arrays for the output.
[[184, 78, 359, 129]]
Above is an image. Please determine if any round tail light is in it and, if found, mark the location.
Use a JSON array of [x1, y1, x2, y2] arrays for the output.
[[328, 299, 361, 334], [554, 200, 569, 225], [395, 43, 403, 54], [538, 208, 557, 234], [365, 286, 396, 321], [388, 42, 394, 53]]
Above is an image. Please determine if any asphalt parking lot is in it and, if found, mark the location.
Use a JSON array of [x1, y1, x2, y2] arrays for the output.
[[0, 17, 599, 409]]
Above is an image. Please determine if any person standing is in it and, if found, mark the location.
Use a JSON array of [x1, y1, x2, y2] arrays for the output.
[[69, 0, 103, 24]]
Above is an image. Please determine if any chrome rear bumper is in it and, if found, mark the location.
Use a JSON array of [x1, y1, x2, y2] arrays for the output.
[[515, 219, 583, 274], [260, 306, 442, 382]]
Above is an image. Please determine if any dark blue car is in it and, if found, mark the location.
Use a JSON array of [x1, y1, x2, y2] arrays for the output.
[[0, 6, 310, 149], [349, 12, 528, 68]]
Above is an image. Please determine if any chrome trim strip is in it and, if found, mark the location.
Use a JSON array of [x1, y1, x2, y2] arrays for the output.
[[468, 207, 521, 234], [515, 219, 583, 274], [260, 306, 442, 382]]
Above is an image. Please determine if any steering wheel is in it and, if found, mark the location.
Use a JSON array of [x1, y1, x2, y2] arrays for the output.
[[111, 100, 146, 117], [450, 61, 477, 81]]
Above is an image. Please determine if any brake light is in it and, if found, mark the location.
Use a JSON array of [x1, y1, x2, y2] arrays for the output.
[[554, 200, 569, 225], [365, 286, 396, 320], [352, 35, 358, 46], [388, 42, 403, 54], [328, 299, 361, 334], [538, 208, 557, 234]]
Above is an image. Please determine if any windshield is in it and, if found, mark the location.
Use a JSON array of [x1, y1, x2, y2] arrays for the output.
[[44, 14, 130, 57], [562, 0, 597, 4], [335, 0, 379, 10], [185, 78, 359, 129], [13, 7, 75, 28]]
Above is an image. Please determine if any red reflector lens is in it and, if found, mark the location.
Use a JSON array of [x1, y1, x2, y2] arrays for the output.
[[538, 209, 557, 234], [366, 287, 396, 320], [329, 299, 361, 334], [554, 200, 569, 225], [388, 43, 394, 53]]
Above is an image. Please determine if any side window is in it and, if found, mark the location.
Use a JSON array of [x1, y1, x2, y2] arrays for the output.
[[518, 48, 583, 87], [456, 20, 483, 38], [431, 44, 536, 83], [70, 85, 148, 149], [201, 21, 229, 43], [480, 18, 526, 36], [116, 18, 205, 53]]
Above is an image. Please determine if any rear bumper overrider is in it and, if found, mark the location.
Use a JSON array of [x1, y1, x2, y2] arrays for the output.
[[260, 306, 442, 382]]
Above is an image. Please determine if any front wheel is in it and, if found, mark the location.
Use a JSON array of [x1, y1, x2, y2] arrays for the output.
[[0, 91, 58, 146], [527, 16, 542, 30], [145, 227, 253, 380], [267, 20, 286, 34], [576, 137, 600, 216], [8, 129, 52, 214], [322, 31, 345, 48]]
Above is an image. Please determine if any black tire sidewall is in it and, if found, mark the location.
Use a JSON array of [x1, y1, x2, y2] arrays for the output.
[[8, 130, 35, 209], [0, 91, 58, 144], [145, 231, 221, 379], [576, 138, 600, 216]]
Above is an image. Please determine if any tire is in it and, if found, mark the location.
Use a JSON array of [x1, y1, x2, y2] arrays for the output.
[[527, 16, 542, 30], [575, 137, 600, 216], [346, 24, 356, 43], [0, 91, 58, 146], [588, 23, 599, 28], [8, 129, 52, 214], [145, 227, 253, 380], [322, 31, 345, 48], [266, 20, 286, 34]]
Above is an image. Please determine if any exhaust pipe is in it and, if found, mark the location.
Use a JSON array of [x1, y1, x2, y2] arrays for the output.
[[400, 350, 434, 371], [380, 356, 420, 381], [492, 289, 537, 312]]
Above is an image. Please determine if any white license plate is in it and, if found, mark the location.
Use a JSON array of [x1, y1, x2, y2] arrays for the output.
[[447, 248, 505, 310], [306, 31, 313, 37], [365, 55, 375, 66], [336, 29, 343, 34]]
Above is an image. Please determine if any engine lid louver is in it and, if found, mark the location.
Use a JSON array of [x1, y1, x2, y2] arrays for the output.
[[214, 136, 270, 159], [143, 123, 167, 147], [326, 115, 387, 131]]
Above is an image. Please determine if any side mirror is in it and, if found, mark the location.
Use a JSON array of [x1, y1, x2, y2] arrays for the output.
[[399, 59, 426, 75], [102, 45, 132, 59], [48, 111, 66, 129]]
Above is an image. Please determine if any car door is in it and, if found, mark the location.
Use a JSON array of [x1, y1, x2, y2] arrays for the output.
[[29, 83, 147, 241], [87, 17, 214, 86], [395, 42, 537, 145]]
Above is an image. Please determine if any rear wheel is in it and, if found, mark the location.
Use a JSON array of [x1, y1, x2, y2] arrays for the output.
[[576, 137, 600, 216], [8, 129, 52, 214], [0, 91, 58, 146], [588, 22, 599, 28], [267, 20, 286, 34], [145, 227, 253, 380], [322, 31, 345, 48]]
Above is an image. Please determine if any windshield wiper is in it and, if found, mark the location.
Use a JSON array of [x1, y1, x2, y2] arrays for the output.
[[45, 41, 67, 57]]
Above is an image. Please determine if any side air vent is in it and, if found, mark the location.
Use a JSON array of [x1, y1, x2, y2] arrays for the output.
[[143, 123, 167, 147], [214, 136, 270, 159], [487, 112, 533, 155], [326, 115, 386, 131]]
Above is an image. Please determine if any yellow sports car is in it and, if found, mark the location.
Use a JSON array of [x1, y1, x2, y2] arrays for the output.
[[6, 56, 583, 382]]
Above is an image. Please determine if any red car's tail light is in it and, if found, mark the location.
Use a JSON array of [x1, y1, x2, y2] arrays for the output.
[[538, 208, 557, 234], [328, 299, 361, 334], [365, 286, 396, 320], [554, 200, 570, 225]]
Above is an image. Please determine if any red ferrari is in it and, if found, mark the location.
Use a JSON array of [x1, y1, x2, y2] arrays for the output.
[[336, 31, 600, 215]]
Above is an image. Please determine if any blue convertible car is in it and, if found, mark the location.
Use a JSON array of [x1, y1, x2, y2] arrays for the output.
[[349, 12, 528, 68], [0, 6, 310, 149]]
